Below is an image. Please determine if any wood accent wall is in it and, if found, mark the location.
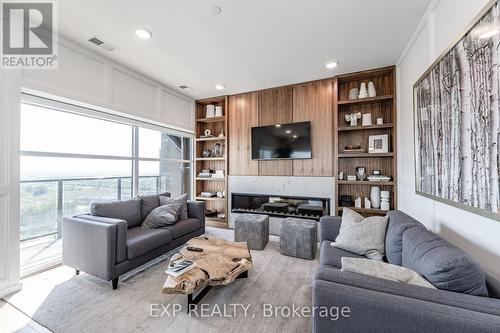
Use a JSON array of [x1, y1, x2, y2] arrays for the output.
[[258, 86, 293, 176], [228, 92, 259, 175], [292, 80, 333, 176], [228, 80, 334, 177]]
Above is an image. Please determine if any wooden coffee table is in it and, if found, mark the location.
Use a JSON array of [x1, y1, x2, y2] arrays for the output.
[[161, 236, 252, 312]]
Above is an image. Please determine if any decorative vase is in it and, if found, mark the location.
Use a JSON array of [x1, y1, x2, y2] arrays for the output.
[[355, 197, 362, 208], [215, 106, 223, 117], [368, 81, 377, 97], [364, 197, 371, 209], [348, 88, 359, 100], [381, 191, 390, 210], [376, 117, 384, 125], [355, 166, 366, 181], [358, 82, 368, 99], [205, 105, 215, 118], [362, 113, 372, 126], [370, 186, 381, 209]]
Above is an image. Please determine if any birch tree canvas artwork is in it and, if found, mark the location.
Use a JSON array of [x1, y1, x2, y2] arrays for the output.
[[414, 1, 500, 219]]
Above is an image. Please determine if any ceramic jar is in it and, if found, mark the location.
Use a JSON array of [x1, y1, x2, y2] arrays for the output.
[[370, 186, 381, 209], [359, 83, 368, 99], [368, 81, 377, 97]]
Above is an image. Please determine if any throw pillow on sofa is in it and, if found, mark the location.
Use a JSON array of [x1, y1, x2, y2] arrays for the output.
[[160, 194, 188, 220], [331, 208, 388, 260], [141, 203, 182, 229], [341, 257, 436, 289], [402, 227, 489, 297]]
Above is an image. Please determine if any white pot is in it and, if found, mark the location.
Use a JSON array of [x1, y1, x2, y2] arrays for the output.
[[368, 81, 377, 97], [362, 113, 372, 126], [348, 88, 359, 100], [206, 105, 215, 118], [370, 186, 381, 209], [358, 82, 368, 99], [215, 106, 223, 117]]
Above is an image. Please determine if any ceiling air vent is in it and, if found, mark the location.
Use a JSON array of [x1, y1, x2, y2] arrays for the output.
[[178, 85, 193, 91], [88, 36, 116, 51]]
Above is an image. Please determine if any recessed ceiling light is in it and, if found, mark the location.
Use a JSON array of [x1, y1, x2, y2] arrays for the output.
[[325, 61, 338, 69], [479, 29, 499, 39], [215, 84, 225, 90], [136, 28, 152, 40], [275, 124, 281, 128], [285, 130, 292, 134], [292, 135, 298, 138]]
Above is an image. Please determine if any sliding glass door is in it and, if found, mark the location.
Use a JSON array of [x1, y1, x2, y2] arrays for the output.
[[20, 95, 192, 276]]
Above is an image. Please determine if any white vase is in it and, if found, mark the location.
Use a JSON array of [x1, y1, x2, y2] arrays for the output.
[[368, 81, 377, 97], [370, 186, 381, 209], [362, 113, 372, 126], [215, 106, 223, 117], [348, 88, 359, 100], [206, 105, 215, 118], [358, 83, 368, 99]]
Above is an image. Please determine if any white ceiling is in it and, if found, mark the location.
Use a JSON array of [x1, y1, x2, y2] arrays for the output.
[[58, 0, 431, 100]]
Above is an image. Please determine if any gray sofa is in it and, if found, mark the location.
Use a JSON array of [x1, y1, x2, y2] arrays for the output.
[[62, 192, 205, 289], [314, 210, 500, 333]]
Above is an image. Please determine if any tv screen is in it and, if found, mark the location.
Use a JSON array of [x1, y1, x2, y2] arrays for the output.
[[251, 121, 311, 160]]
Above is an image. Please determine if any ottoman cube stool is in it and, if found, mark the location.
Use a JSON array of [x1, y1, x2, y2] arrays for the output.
[[234, 214, 269, 250], [280, 218, 317, 260]]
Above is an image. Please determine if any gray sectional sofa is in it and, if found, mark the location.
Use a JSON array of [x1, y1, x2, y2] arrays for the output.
[[314, 210, 500, 333], [62, 192, 205, 289]]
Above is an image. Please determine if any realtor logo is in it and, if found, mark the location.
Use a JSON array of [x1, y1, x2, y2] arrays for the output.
[[1, 0, 58, 68]]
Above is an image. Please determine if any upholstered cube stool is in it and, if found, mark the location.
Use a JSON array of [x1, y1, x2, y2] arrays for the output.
[[234, 214, 269, 250], [280, 218, 317, 260]]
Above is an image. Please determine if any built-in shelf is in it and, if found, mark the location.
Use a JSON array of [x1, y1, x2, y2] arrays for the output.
[[196, 116, 226, 123], [196, 196, 226, 201], [338, 152, 394, 158], [338, 124, 394, 131], [338, 180, 395, 186], [196, 136, 226, 142], [195, 157, 226, 161], [337, 207, 389, 215], [195, 177, 225, 181], [337, 95, 393, 106]]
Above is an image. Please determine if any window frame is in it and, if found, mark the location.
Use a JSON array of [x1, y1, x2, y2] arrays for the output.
[[20, 93, 194, 198]]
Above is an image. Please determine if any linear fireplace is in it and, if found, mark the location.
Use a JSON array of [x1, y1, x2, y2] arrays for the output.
[[231, 193, 330, 220]]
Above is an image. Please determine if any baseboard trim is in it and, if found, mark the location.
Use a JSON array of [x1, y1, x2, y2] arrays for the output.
[[0, 282, 22, 298]]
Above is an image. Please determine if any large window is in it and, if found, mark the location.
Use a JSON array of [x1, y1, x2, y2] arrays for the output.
[[20, 95, 192, 275]]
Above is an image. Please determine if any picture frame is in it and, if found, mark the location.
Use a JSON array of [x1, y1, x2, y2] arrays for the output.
[[368, 134, 389, 154], [413, 0, 500, 221]]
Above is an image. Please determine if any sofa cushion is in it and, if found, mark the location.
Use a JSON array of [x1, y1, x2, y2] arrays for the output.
[[320, 240, 364, 269], [91, 198, 142, 228], [160, 194, 188, 220], [137, 192, 171, 221], [385, 210, 426, 265], [402, 227, 488, 297], [162, 218, 201, 239], [341, 257, 436, 289], [126, 227, 172, 259], [141, 203, 182, 229], [332, 208, 388, 260]]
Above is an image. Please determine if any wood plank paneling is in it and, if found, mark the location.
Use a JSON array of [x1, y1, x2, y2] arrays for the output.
[[228, 93, 259, 175], [258, 86, 293, 176], [292, 80, 333, 176]]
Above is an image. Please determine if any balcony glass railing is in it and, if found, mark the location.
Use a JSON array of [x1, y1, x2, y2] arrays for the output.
[[20, 176, 160, 242]]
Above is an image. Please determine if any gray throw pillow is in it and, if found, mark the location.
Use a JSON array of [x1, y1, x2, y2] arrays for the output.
[[331, 208, 388, 260], [160, 194, 188, 220], [341, 257, 436, 289], [141, 203, 182, 229]]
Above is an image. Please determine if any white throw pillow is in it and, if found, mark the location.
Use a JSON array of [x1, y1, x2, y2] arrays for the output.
[[331, 208, 388, 260], [341, 257, 436, 289]]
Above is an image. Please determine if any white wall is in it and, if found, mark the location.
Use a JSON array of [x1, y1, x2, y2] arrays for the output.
[[397, 0, 500, 279], [21, 36, 195, 132], [0, 35, 195, 297]]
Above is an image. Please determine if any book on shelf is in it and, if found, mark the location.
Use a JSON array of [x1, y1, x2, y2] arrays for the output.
[[197, 173, 212, 178], [165, 259, 195, 277], [367, 176, 391, 182], [200, 192, 217, 197]]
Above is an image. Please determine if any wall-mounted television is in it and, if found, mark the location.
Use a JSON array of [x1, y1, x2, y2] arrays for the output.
[[251, 121, 311, 160]]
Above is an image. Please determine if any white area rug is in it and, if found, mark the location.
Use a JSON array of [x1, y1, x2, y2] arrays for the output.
[[6, 227, 318, 333]]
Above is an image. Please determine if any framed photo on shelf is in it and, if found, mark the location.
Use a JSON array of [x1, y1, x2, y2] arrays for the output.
[[368, 134, 389, 153]]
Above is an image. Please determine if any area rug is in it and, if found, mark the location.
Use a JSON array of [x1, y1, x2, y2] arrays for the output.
[[6, 227, 318, 333]]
